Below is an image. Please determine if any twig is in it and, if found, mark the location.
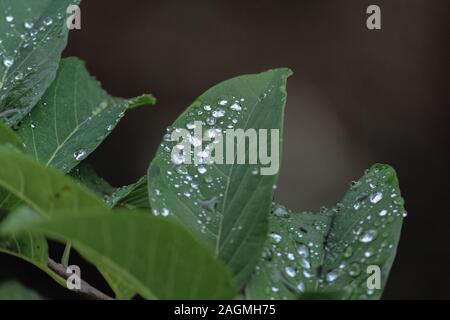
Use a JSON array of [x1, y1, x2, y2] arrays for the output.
[[48, 258, 114, 300]]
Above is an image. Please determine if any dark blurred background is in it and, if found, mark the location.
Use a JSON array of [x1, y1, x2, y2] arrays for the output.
[[1, 0, 449, 299]]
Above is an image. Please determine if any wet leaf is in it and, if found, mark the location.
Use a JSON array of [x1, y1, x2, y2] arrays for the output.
[[246, 164, 405, 300], [148, 68, 291, 285], [16, 58, 155, 173], [0, 0, 80, 125]]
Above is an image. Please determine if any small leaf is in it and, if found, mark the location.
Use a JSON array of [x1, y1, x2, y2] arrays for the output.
[[16, 57, 155, 173], [0, 0, 80, 125], [0, 281, 43, 300], [148, 68, 291, 285], [245, 164, 406, 300], [1, 209, 237, 300]]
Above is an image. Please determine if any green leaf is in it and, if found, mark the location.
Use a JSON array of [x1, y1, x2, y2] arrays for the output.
[[0, 148, 106, 289], [1, 208, 237, 300], [0, 146, 108, 218], [147, 68, 291, 285], [245, 164, 406, 300], [16, 57, 155, 173], [0, 0, 80, 125], [110, 177, 150, 209], [0, 281, 43, 300]]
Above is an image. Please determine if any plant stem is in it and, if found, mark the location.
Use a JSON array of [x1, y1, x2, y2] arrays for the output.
[[61, 242, 72, 267], [48, 258, 114, 300]]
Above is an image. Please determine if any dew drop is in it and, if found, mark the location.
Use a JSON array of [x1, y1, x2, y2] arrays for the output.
[[326, 270, 339, 282], [43, 17, 53, 26], [24, 20, 34, 29], [212, 109, 225, 118], [378, 209, 388, 217], [161, 208, 170, 217], [359, 229, 378, 243], [273, 206, 289, 217], [270, 232, 282, 243], [230, 102, 242, 111], [6, 16, 14, 22], [74, 149, 87, 161], [3, 56, 14, 68], [348, 263, 361, 277], [285, 267, 296, 278], [297, 245, 309, 258], [370, 192, 383, 204]]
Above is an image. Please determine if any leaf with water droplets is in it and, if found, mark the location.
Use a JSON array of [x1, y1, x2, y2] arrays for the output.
[[245, 164, 406, 300], [0, 0, 81, 125], [1, 208, 237, 299], [147, 68, 291, 285], [16, 57, 155, 173]]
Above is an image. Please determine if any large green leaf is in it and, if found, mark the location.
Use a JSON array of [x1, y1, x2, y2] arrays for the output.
[[245, 164, 406, 300], [1, 208, 237, 300], [16, 57, 155, 173], [147, 68, 291, 285], [0, 0, 80, 125], [0, 281, 43, 300]]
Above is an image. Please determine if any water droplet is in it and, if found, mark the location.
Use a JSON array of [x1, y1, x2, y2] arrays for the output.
[[24, 20, 34, 29], [359, 229, 378, 243], [300, 258, 311, 269], [296, 282, 305, 292], [15, 72, 24, 81], [378, 209, 387, 217], [212, 109, 225, 118], [287, 253, 295, 261], [271, 286, 279, 293], [6, 16, 14, 22], [353, 202, 361, 210], [198, 166, 207, 174], [218, 99, 228, 106], [297, 245, 309, 258], [43, 17, 53, 26], [161, 208, 170, 216], [270, 232, 282, 243], [273, 206, 289, 217], [74, 149, 87, 161], [348, 263, 361, 277], [176, 165, 188, 175], [370, 192, 383, 204], [285, 266, 296, 278], [230, 102, 242, 111], [326, 270, 339, 282], [3, 56, 14, 68], [30, 122, 36, 129]]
